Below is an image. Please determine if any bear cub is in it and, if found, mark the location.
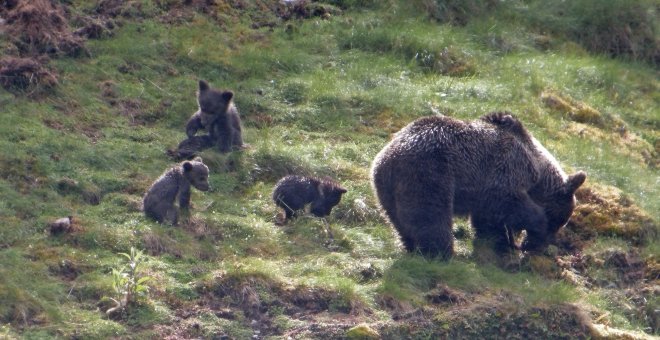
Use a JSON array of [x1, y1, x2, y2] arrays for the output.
[[143, 157, 210, 225], [176, 80, 243, 158], [272, 175, 347, 225], [371, 112, 586, 259]]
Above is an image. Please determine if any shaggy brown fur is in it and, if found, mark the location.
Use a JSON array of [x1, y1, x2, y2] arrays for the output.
[[371, 112, 586, 259]]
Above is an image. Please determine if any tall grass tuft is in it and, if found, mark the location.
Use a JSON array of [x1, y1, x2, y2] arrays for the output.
[[526, 0, 659, 64]]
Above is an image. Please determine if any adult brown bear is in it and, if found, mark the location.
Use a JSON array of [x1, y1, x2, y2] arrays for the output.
[[371, 112, 586, 259]]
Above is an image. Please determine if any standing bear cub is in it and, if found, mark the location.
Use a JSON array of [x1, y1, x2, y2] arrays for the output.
[[371, 112, 586, 259], [272, 175, 347, 225], [143, 157, 210, 225], [176, 80, 243, 159]]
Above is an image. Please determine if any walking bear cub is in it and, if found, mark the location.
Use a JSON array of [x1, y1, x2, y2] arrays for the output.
[[272, 175, 347, 225], [143, 157, 210, 225], [176, 80, 243, 158], [371, 112, 586, 259]]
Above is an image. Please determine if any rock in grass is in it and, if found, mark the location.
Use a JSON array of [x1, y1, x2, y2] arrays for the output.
[[346, 323, 379, 340], [49, 216, 73, 235]]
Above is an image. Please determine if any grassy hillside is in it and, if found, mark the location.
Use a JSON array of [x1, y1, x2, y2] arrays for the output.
[[0, 0, 658, 338]]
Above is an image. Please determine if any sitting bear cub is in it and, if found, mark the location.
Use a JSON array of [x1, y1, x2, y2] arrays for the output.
[[272, 175, 347, 225], [176, 80, 243, 159], [143, 157, 210, 225], [371, 112, 586, 259]]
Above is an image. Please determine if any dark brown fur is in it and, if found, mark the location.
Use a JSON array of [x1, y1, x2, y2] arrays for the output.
[[176, 80, 243, 159], [272, 175, 347, 224], [371, 113, 586, 259]]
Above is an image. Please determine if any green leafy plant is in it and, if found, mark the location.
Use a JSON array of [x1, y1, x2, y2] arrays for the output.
[[106, 247, 151, 316]]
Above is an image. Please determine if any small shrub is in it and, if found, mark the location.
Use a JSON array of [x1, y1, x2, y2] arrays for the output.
[[528, 0, 659, 64], [0, 57, 58, 94], [3, 0, 87, 57], [106, 247, 152, 316]]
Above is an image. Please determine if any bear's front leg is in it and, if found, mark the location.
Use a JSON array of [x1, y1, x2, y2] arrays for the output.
[[165, 208, 179, 226], [186, 114, 204, 138], [471, 213, 511, 254], [179, 184, 191, 210], [504, 194, 548, 253], [217, 136, 232, 153]]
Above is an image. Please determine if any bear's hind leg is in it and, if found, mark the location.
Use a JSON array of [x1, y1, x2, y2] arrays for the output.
[[395, 187, 454, 259], [146, 201, 178, 225], [176, 135, 214, 159], [165, 208, 179, 226]]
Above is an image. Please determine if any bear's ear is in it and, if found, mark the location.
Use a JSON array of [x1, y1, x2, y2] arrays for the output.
[[183, 161, 193, 173], [199, 80, 209, 92], [566, 171, 586, 194], [222, 91, 234, 102], [192, 156, 203, 163]]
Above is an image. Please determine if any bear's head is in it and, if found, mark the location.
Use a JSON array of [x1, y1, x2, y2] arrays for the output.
[[310, 179, 347, 217], [526, 171, 586, 251], [545, 171, 586, 232], [197, 80, 234, 116], [183, 157, 210, 192]]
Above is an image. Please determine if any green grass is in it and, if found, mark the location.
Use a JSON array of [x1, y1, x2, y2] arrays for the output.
[[379, 256, 577, 307], [0, 0, 657, 337]]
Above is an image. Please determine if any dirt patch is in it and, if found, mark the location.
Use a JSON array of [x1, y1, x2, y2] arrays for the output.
[[157, 0, 340, 27], [72, 14, 116, 39], [555, 183, 657, 254], [0, 56, 58, 94], [555, 243, 657, 333], [542, 90, 605, 126], [587, 269, 659, 335], [425, 283, 468, 305], [94, 0, 153, 19], [379, 300, 593, 339], [560, 184, 658, 248], [288, 299, 597, 339], [2, 0, 87, 57], [601, 249, 646, 286], [194, 272, 362, 337]]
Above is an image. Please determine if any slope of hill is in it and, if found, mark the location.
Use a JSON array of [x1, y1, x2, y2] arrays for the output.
[[0, 0, 657, 338]]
